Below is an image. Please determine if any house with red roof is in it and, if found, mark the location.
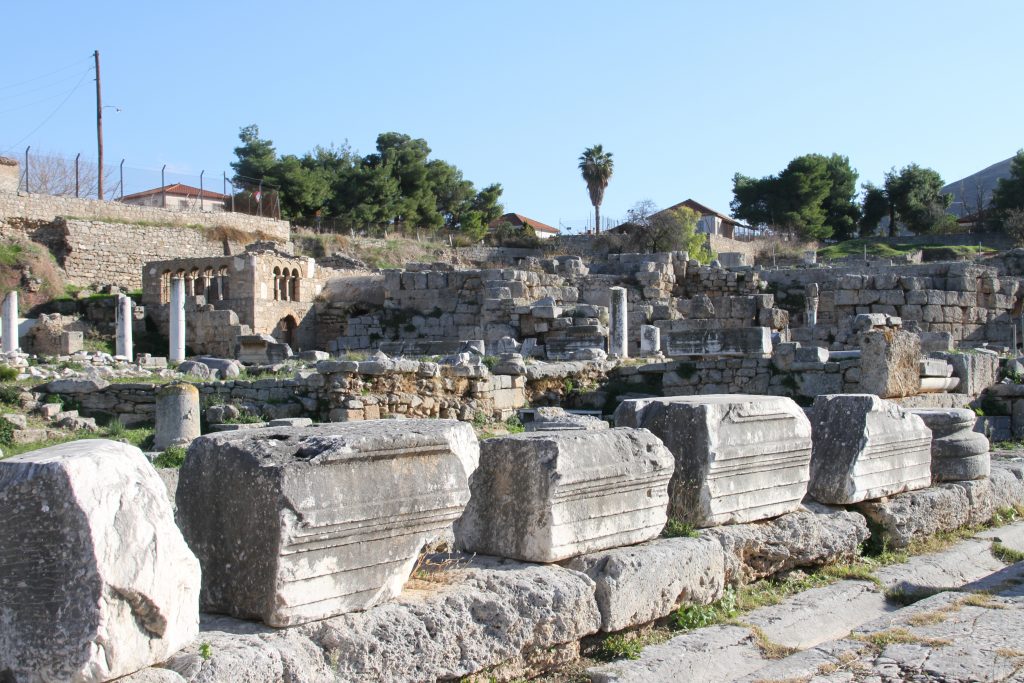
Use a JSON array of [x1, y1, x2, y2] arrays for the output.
[[490, 212, 560, 240], [119, 183, 230, 212]]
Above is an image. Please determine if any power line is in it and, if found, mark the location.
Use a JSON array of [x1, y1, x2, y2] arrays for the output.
[[1, 68, 92, 155], [0, 70, 91, 100], [0, 55, 93, 91], [0, 77, 91, 116]]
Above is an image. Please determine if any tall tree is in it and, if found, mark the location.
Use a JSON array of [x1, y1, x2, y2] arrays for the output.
[[579, 145, 614, 233], [885, 164, 955, 235], [730, 153, 857, 240], [859, 183, 889, 236], [991, 150, 1024, 228], [231, 125, 278, 182]]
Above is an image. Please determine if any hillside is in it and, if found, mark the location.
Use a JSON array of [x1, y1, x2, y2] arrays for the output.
[[943, 156, 1014, 217]]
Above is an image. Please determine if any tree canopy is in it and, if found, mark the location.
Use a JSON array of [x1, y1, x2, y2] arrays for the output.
[[730, 154, 860, 241], [858, 164, 955, 236], [621, 201, 713, 261], [579, 145, 614, 233], [230, 125, 503, 236]]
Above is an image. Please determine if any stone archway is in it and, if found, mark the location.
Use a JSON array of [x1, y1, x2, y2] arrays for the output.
[[273, 314, 298, 349]]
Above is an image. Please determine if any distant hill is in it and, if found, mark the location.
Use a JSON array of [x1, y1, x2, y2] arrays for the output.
[[943, 156, 1014, 217]]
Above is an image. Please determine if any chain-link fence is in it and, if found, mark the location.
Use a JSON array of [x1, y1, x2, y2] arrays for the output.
[[12, 147, 280, 218]]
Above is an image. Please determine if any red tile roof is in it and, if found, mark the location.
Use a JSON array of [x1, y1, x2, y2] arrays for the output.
[[120, 183, 230, 202], [492, 212, 559, 234]]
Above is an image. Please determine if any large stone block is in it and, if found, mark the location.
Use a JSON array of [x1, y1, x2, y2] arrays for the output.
[[614, 395, 813, 527], [809, 394, 932, 505], [0, 440, 200, 682], [659, 324, 772, 357], [454, 429, 673, 562], [858, 329, 921, 398], [909, 408, 990, 482], [176, 419, 479, 627]]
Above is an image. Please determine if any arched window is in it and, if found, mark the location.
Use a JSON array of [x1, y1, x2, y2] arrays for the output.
[[291, 268, 301, 301], [272, 267, 281, 301], [186, 268, 199, 297]]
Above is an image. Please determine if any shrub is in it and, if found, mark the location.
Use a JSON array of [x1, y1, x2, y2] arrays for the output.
[[0, 365, 17, 382], [0, 416, 15, 448], [153, 446, 187, 469], [662, 518, 698, 538], [504, 415, 525, 434], [0, 385, 21, 405]]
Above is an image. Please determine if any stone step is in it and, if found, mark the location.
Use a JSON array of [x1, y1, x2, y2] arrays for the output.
[[586, 520, 1024, 682]]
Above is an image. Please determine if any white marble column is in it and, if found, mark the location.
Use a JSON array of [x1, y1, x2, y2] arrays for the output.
[[609, 286, 628, 359], [2, 290, 18, 353], [116, 294, 134, 361], [169, 276, 186, 363]]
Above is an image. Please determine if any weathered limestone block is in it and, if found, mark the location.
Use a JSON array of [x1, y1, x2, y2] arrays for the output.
[[809, 394, 931, 505], [705, 503, 870, 584], [935, 349, 1000, 397], [176, 419, 479, 627], [164, 556, 600, 683], [526, 406, 609, 431], [614, 395, 812, 527], [858, 329, 921, 398], [153, 383, 201, 451], [660, 324, 772, 357], [0, 440, 200, 682], [568, 535, 725, 631], [909, 408, 990, 482], [454, 429, 673, 562], [857, 478, 996, 549]]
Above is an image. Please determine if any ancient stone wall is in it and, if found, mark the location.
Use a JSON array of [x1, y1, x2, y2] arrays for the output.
[[0, 189, 289, 240], [764, 261, 1021, 347]]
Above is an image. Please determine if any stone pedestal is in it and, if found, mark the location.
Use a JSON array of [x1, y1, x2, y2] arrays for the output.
[[168, 276, 185, 363], [809, 394, 931, 505], [0, 440, 200, 682], [805, 283, 819, 327], [910, 408, 990, 482], [858, 329, 921, 398], [176, 419, 479, 627], [2, 290, 18, 353], [454, 428, 673, 562], [608, 286, 628, 358], [116, 294, 134, 361], [154, 383, 201, 451], [640, 324, 661, 355], [614, 395, 813, 527]]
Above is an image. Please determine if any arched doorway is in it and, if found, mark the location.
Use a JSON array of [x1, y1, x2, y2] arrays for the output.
[[273, 315, 298, 349]]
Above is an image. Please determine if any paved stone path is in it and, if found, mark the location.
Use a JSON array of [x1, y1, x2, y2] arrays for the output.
[[588, 520, 1024, 682]]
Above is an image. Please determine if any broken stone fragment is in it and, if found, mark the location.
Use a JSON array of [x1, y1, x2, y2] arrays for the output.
[[176, 419, 479, 627], [614, 395, 812, 527], [0, 439, 200, 682], [808, 394, 932, 505], [454, 428, 673, 562]]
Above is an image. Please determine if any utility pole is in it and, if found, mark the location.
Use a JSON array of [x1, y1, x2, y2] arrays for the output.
[[94, 50, 103, 200]]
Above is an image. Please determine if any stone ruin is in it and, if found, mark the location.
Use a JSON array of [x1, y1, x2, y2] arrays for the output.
[[1, 381, 1016, 680]]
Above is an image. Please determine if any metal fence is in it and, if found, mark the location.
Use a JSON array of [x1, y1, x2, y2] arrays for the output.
[[13, 146, 281, 219]]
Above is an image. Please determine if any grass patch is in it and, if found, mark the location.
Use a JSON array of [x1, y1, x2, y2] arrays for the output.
[[992, 541, 1024, 564], [153, 446, 187, 469], [594, 634, 645, 662], [0, 365, 18, 382], [851, 627, 951, 649], [661, 518, 699, 539], [504, 415, 524, 434], [745, 624, 799, 659], [672, 586, 738, 630], [818, 238, 996, 261]]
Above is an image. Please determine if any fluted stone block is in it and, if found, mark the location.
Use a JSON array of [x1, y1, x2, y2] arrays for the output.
[[910, 408, 990, 482], [0, 440, 200, 683], [176, 419, 479, 627], [614, 395, 812, 527], [809, 394, 932, 505], [454, 428, 674, 562]]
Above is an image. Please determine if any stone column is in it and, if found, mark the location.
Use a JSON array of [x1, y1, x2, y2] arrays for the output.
[[805, 283, 819, 327], [640, 324, 660, 355], [169, 276, 186, 363], [154, 383, 201, 451], [116, 294, 134, 361], [609, 286, 628, 359], [2, 290, 18, 353]]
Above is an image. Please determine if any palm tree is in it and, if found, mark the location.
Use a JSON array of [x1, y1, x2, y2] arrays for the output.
[[579, 145, 614, 233]]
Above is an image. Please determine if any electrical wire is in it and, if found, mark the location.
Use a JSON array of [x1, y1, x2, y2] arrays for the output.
[[0, 70, 91, 100], [0, 55, 93, 91], [1, 67, 92, 155], [0, 86, 90, 116]]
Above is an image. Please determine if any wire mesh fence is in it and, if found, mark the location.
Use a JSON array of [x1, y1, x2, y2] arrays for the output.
[[12, 147, 281, 218]]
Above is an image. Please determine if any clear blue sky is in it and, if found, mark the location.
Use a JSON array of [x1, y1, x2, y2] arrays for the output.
[[2, 1, 1021, 231]]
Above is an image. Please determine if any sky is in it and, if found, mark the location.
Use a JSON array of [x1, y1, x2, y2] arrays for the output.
[[1, 1, 1022, 232]]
